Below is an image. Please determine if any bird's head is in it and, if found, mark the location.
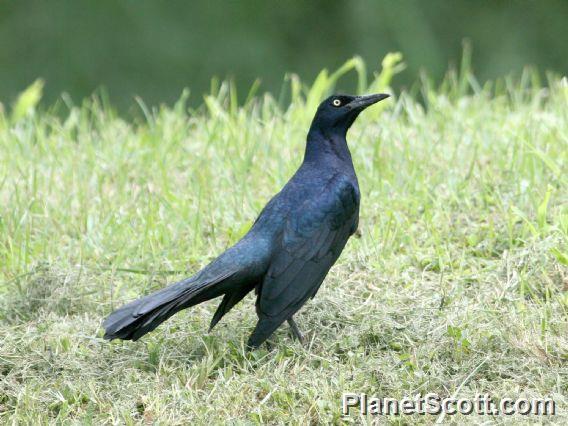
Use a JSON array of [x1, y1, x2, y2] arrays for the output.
[[309, 93, 390, 137]]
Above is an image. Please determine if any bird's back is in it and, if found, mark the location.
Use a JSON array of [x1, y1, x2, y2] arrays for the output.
[[246, 159, 360, 346]]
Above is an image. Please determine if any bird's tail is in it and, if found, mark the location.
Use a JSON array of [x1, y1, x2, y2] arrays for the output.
[[103, 269, 237, 341]]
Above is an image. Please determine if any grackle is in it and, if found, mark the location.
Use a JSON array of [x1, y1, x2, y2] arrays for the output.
[[103, 93, 390, 348]]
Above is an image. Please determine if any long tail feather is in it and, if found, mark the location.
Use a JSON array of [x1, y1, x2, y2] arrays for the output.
[[208, 286, 252, 332], [103, 269, 236, 341]]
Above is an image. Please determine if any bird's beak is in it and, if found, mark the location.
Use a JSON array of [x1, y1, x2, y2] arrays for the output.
[[347, 93, 390, 111]]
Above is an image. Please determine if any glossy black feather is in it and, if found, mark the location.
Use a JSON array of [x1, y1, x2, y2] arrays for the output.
[[102, 93, 389, 348]]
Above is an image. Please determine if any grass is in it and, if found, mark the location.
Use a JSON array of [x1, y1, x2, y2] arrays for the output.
[[0, 55, 567, 424]]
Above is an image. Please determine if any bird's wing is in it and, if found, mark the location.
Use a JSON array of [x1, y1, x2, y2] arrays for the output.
[[258, 173, 358, 320]]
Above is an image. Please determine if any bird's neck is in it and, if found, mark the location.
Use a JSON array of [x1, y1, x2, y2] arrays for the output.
[[304, 127, 353, 166]]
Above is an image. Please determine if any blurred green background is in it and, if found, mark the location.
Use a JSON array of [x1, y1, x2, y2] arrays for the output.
[[1, 0, 567, 110]]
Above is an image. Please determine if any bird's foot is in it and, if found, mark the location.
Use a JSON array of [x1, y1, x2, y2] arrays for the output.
[[287, 317, 305, 344]]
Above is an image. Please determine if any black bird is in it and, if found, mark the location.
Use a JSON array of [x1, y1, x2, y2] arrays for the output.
[[103, 93, 390, 348]]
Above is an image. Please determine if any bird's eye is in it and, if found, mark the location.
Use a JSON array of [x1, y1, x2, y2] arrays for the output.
[[332, 99, 341, 107]]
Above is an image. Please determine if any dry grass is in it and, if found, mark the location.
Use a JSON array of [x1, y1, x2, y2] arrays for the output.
[[1, 58, 567, 424]]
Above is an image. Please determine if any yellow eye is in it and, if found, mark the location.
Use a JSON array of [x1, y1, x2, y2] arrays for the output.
[[332, 99, 341, 107]]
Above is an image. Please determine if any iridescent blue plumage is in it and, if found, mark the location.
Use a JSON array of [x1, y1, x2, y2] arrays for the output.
[[103, 93, 390, 348]]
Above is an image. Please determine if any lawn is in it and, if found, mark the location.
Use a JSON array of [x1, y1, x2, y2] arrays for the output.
[[0, 56, 567, 424]]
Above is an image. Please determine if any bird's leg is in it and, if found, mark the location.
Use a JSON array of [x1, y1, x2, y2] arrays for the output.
[[287, 317, 305, 344]]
